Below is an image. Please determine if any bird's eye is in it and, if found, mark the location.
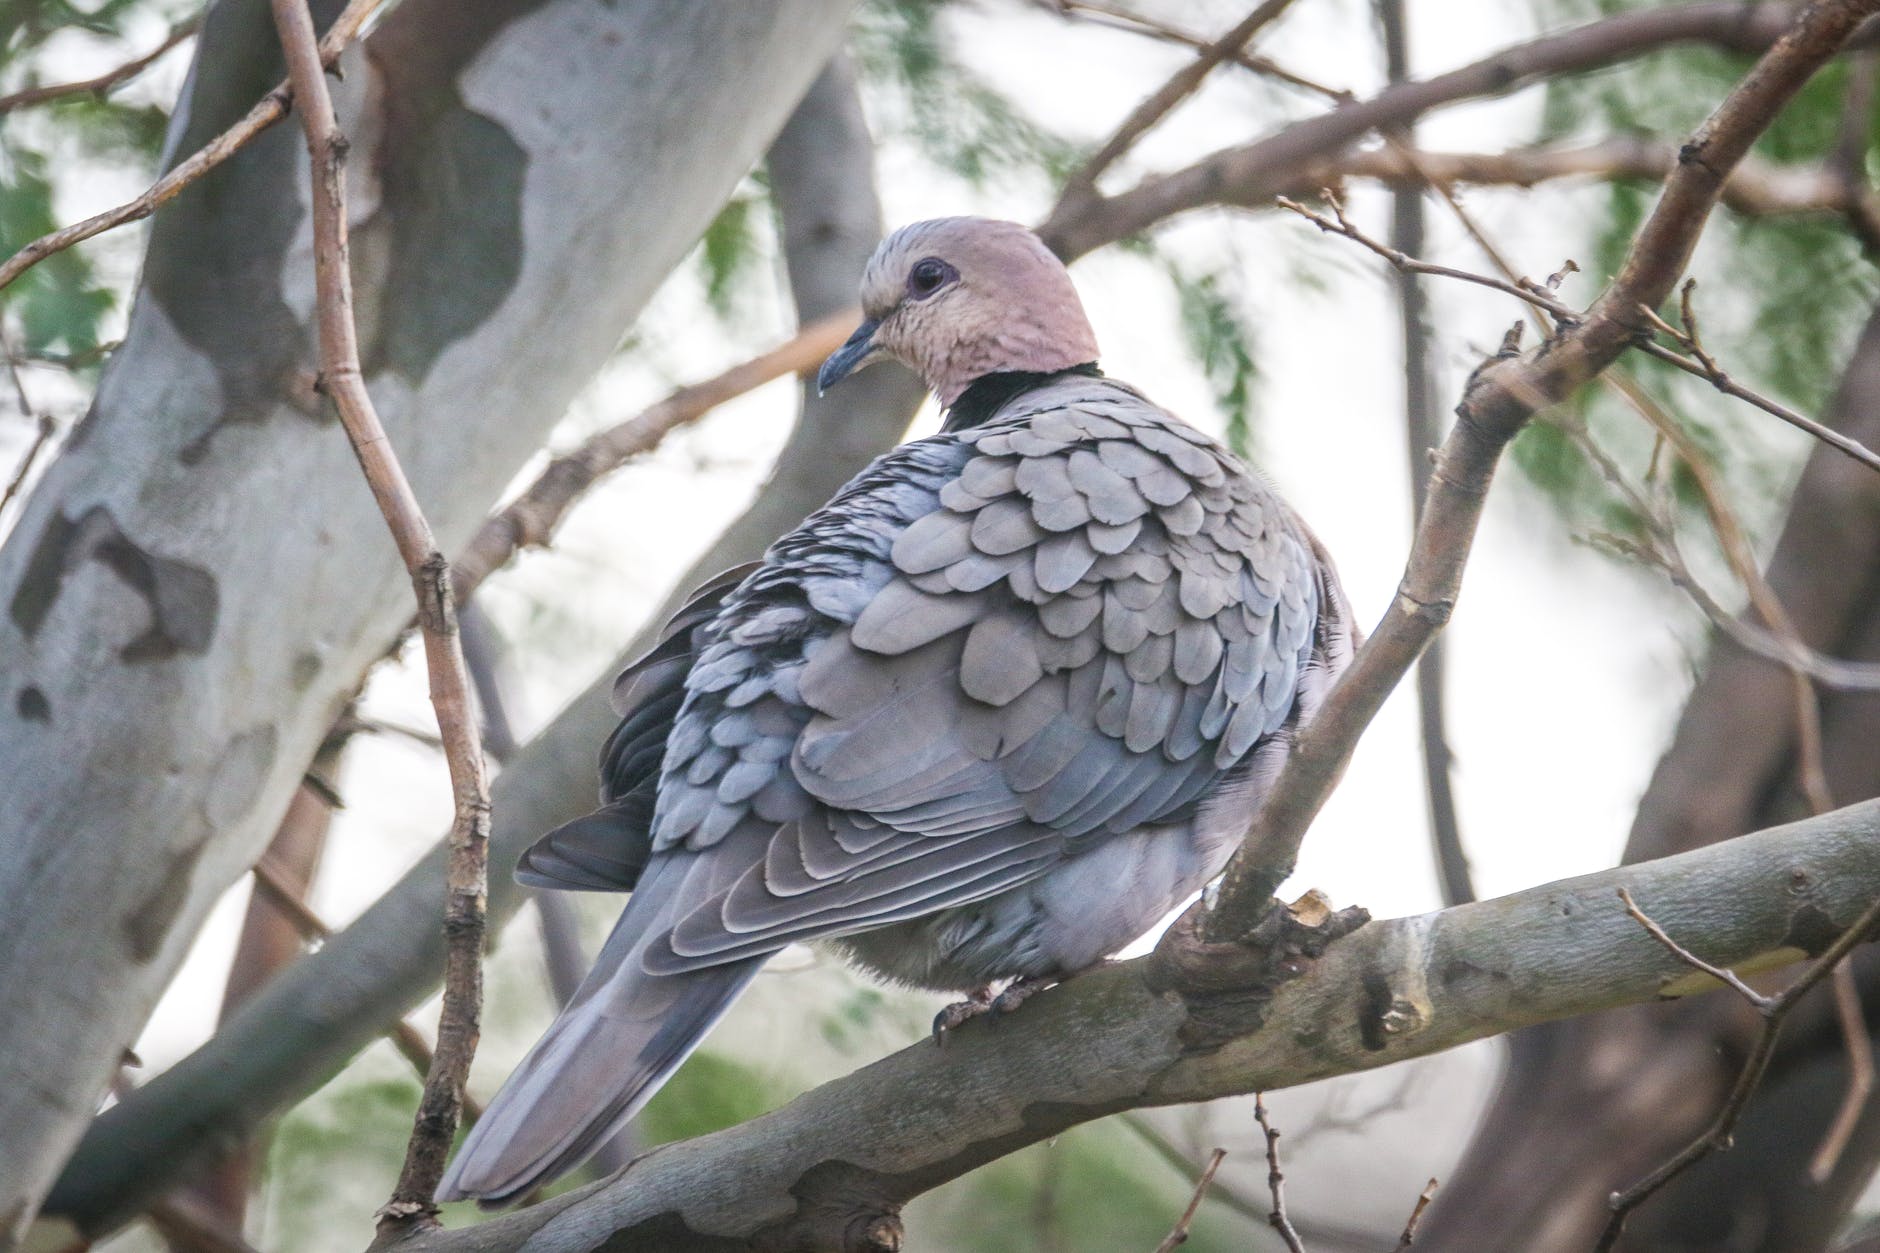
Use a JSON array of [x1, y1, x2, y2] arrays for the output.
[[906, 257, 956, 300]]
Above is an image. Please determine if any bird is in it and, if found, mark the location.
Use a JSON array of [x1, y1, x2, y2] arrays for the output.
[[437, 216, 1355, 1205]]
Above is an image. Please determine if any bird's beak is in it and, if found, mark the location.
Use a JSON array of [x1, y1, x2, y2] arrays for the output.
[[817, 318, 881, 395]]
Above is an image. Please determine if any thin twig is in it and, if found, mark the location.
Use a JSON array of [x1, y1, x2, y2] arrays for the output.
[[1038, 0, 1350, 101], [1206, 0, 1880, 941], [0, 0, 382, 296], [1812, 961, 1877, 1181], [1151, 1147, 1226, 1253], [1252, 1094, 1306, 1253], [1057, 0, 1300, 206], [0, 16, 200, 114], [1, 347, 56, 525], [248, 864, 482, 1121], [1598, 889, 1880, 1249], [450, 311, 856, 601], [1278, 193, 1582, 321], [1393, 1177, 1439, 1251], [267, 0, 489, 1230]]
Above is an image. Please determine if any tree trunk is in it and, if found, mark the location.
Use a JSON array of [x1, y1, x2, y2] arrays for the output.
[[40, 45, 920, 1242], [0, 0, 851, 1236]]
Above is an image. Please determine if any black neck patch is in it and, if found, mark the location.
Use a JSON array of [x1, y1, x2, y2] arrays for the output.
[[941, 362, 1103, 434]]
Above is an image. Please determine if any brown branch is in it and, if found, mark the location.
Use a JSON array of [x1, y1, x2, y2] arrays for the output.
[[1039, 2, 1880, 260], [1312, 139, 1880, 229], [0, 0, 381, 297], [1393, 1178, 1439, 1251], [0, 16, 200, 114], [267, 0, 489, 1231], [1812, 962, 1877, 1180], [1252, 1094, 1306, 1253], [450, 311, 856, 602], [1151, 1147, 1226, 1253], [1056, 0, 1300, 208], [1633, 289, 1880, 475], [1597, 889, 1880, 1249], [1205, 0, 1880, 942]]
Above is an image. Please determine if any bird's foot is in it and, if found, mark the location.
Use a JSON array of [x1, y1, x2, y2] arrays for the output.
[[990, 974, 1054, 1015], [932, 976, 1059, 1046], [932, 986, 996, 1046]]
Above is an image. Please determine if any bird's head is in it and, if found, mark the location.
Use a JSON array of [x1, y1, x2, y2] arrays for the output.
[[817, 217, 1101, 407]]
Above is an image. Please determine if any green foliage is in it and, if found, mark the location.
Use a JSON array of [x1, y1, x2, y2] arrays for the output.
[[636, 1049, 792, 1147], [851, 0, 1083, 189], [910, 1121, 1246, 1253], [1169, 263, 1261, 459], [1, 2, 183, 361], [1515, 0, 1879, 549]]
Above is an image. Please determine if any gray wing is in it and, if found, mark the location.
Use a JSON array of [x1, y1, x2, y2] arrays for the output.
[[515, 564, 760, 892], [635, 378, 1323, 975]]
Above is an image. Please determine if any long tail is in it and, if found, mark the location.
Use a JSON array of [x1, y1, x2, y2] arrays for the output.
[[436, 890, 763, 1205]]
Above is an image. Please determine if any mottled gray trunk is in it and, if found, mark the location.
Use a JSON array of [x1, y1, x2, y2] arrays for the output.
[[0, 0, 850, 1235], [41, 48, 918, 1241]]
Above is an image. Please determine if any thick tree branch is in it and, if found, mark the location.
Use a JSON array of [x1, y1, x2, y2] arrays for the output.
[[268, 0, 490, 1228], [1039, 1, 1880, 260], [371, 800, 1880, 1252], [1205, 0, 1880, 941], [0, 0, 381, 295]]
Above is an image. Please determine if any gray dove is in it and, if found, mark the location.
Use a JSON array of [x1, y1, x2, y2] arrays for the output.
[[438, 217, 1354, 1205]]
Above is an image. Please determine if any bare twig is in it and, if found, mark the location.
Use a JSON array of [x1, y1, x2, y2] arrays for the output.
[[249, 863, 482, 1122], [0, 0, 382, 297], [1634, 284, 1880, 475], [1057, 0, 1299, 206], [1037, 0, 1350, 101], [1812, 962, 1877, 1181], [1, 349, 56, 525], [1151, 1147, 1226, 1253], [267, 0, 489, 1229], [1252, 1094, 1306, 1253], [1598, 889, 1880, 1248], [1278, 193, 1580, 321], [0, 16, 200, 115], [1394, 1177, 1439, 1251], [1206, 0, 1880, 941], [450, 311, 856, 601]]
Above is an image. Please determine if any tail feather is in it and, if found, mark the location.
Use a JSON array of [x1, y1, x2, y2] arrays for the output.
[[437, 892, 765, 1205]]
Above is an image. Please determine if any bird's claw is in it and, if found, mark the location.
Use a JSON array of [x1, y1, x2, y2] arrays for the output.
[[932, 987, 995, 1046], [932, 977, 1057, 1046]]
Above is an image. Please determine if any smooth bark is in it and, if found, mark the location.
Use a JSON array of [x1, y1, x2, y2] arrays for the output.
[[41, 49, 920, 1242], [0, 0, 850, 1236], [375, 801, 1880, 1252]]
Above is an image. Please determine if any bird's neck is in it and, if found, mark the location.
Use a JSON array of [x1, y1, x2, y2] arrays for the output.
[[941, 363, 1103, 433]]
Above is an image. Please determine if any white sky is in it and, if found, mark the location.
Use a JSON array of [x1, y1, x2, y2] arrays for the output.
[[3, 0, 1828, 1244]]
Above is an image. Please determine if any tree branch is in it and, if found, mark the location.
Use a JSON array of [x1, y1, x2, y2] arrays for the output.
[[1054, 0, 1299, 209], [0, 16, 200, 115], [370, 799, 1880, 1252], [268, 0, 490, 1230], [1039, 1, 1880, 260], [0, 0, 382, 296], [1205, 0, 1880, 942], [449, 312, 856, 602]]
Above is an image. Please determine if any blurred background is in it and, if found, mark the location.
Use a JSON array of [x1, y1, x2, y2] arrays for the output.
[[3, 0, 1877, 1249]]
